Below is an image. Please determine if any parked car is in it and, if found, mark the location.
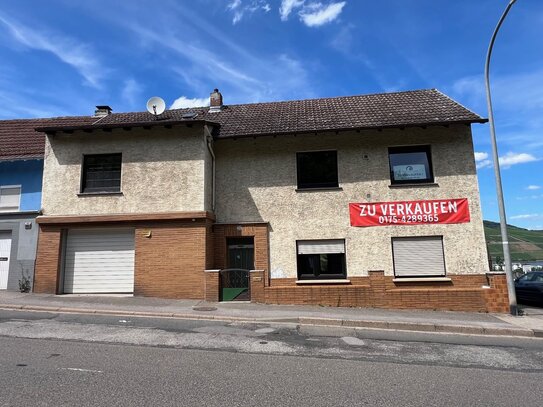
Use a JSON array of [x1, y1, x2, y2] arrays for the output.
[[515, 272, 543, 306]]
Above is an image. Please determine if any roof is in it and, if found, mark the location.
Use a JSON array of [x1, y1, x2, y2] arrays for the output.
[[0, 116, 95, 161], [1, 89, 486, 159], [38, 89, 487, 138]]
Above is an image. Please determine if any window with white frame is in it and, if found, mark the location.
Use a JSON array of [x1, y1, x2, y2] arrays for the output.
[[0, 185, 21, 212], [392, 236, 446, 277], [297, 239, 346, 280]]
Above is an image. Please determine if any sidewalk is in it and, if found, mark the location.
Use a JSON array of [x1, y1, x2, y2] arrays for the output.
[[1, 291, 542, 338]]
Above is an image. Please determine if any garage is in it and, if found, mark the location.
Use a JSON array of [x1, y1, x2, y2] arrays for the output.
[[63, 229, 135, 294]]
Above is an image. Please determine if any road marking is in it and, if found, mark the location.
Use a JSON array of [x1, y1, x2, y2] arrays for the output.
[[61, 367, 103, 373], [341, 336, 366, 346], [255, 328, 275, 334]]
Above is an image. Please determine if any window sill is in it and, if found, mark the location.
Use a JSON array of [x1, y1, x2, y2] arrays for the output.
[[389, 183, 439, 188], [77, 192, 123, 197], [296, 279, 351, 284], [393, 277, 451, 282], [295, 187, 343, 192]]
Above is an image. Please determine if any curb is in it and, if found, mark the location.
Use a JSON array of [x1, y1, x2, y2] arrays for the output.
[[0, 304, 537, 338]]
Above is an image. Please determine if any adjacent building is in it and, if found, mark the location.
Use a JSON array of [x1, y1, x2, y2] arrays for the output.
[[0, 117, 95, 291], [31, 89, 509, 312]]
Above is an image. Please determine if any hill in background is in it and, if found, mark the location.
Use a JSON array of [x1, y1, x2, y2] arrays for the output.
[[484, 220, 543, 262]]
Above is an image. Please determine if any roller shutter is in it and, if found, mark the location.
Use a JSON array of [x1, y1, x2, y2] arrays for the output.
[[63, 229, 135, 293], [392, 236, 445, 277], [297, 240, 345, 255]]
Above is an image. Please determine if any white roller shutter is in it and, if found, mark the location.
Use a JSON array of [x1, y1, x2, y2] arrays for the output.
[[392, 236, 445, 277], [298, 240, 345, 255], [63, 229, 135, 294]]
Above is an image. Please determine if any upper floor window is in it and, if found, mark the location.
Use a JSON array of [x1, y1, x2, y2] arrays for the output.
[[389, 145, 434, 185], [296, 150, 338, 189], [81, 154, 122, 193], [0, 185, 21, 212]]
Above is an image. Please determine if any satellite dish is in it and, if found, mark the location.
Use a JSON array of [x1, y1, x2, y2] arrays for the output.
[[146, 96, 166, 116]]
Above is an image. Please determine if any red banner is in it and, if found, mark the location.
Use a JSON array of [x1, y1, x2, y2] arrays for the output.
[[349, 198, 470, 227]]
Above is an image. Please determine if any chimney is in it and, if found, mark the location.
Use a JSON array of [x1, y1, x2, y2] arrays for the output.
[[209, 89, 223, 113], [94, 105, 113, 117]]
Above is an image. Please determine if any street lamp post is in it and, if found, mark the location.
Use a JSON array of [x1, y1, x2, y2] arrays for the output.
[[484, 0, 518, 316]]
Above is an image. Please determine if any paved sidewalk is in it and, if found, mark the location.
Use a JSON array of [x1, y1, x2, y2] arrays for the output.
[[1, 291, 542, 338]]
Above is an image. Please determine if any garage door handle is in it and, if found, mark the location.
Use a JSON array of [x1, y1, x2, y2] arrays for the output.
[[0, 257, 8, 261]]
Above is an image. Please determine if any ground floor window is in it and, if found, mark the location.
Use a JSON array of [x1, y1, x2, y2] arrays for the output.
[[297, 239, 346, 280], [392, 236, 446, 277]]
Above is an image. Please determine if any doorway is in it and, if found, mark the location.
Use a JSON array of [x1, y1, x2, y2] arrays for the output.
[[220, 237, 254, 301]]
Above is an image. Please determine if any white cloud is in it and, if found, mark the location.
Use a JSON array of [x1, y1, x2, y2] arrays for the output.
[[227, 0, 271, 24], [474, 152, 492, 169], [121, 78, 143, 108], [0, 13, 104, 88], [474, 152, 488, 162], [170, 96, 209, 109], [475, 151, 539, 170], [280, 0, 305, 20], [299, 2, 346, 27], [527, 185, 541, 190], [499, 152, 538, 168], [510, 213, 542, 220]]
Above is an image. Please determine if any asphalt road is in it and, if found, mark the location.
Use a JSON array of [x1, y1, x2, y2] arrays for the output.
[[1, 309, 543, 406]]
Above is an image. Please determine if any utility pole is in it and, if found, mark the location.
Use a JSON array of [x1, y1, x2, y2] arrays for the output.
[[484, 0, 518, 316]]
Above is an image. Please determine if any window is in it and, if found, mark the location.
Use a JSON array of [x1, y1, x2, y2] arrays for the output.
[[392, 236, 446, 277], [297, 239, 346, 280], [296, 151, 338, 189], [81, 154, 122, 193], [388, 145, 434, 184], [0, 186, 21, 212]]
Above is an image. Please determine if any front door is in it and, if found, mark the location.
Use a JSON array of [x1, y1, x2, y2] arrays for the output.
[[0, 232, 12, 290], [221, 238, 254, 301]]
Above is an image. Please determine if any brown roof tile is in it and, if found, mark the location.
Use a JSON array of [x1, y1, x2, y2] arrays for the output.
[[68, 89, 487, 138], [0, 116, 95, 160]]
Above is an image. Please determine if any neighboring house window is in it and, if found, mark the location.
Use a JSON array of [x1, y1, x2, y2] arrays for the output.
[[388, 145, 434, 184], [297, 239, 346, 280], [0, 185, 21, 212], [81, 153, 122, 193], [392, 236, 446, 277], [296, 151, 338, 189]]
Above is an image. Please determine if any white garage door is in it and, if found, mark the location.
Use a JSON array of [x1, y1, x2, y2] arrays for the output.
[[64, 229, 135, 294]]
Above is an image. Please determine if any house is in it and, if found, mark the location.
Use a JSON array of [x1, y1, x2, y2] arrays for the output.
[[0, 116, 95, 291], [31, 89, 509, 312]]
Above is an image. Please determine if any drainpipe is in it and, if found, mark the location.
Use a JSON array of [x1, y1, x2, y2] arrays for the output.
[[204, 125, 216, 212]]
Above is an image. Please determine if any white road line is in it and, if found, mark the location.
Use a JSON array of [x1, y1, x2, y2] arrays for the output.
[[61, 367, 103, 373]]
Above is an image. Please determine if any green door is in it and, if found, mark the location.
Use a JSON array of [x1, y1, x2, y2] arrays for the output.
[[221, 238, 254, 301]]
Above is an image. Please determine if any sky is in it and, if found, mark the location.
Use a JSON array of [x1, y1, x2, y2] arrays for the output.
[[0, 0, 541, 229]]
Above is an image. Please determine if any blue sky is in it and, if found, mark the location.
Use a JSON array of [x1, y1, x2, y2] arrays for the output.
[[0, 0, 541, 229]]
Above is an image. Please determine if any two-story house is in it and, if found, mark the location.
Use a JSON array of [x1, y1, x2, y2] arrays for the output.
[[31, 89, 509, 312]]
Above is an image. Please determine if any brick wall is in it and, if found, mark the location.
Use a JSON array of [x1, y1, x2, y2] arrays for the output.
[[252, 272, 509, 313], [33, 226, 63, 293], [134, 221, 208, 299]]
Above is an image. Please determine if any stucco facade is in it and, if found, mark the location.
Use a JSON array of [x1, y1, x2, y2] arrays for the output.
[[31, 89, 508, 312], [42, 126, 209, 215], [214, 125, 489, 279]]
